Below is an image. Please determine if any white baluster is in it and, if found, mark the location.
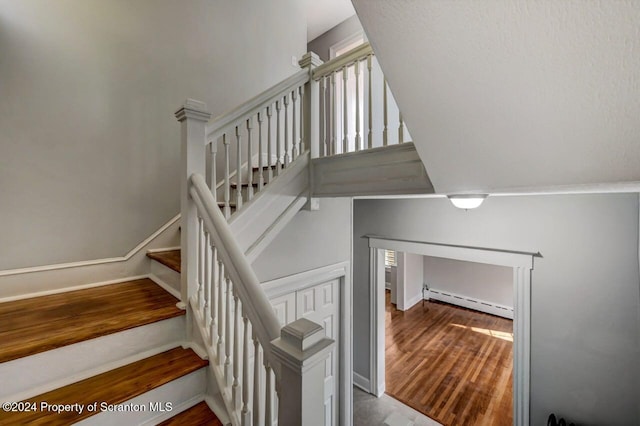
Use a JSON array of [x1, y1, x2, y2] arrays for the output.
[[383, 78, 388, 146], [275, 101, 282, 176], [235, 126, 243, 209], [233, 294, 241, 409], [241, 313, 251, 425], [367, 55, 373, 149], [203, 231, 211, 326], [252, 334, 261, 426], [299, 84, 305, 154], [399, 111, 404, 144], [217, 265, 225, 365], [292, 88, 298, 161], [320, 77, 326, 157], [246, 117, 254, 200], [343, 66, 348, 153], [197, 217, 204, 308], [223, 134, 231, 219], [257, 111, 264, 191], [355, 60, 361, 151], [265, 363, 273, 426], [210, 247, 218, 346], [225, 277, 232, 385], [283, 94, 290, 167], [210, 141, 217, 201], [267, 106, 273, 182], [330, 72, 336, 155]]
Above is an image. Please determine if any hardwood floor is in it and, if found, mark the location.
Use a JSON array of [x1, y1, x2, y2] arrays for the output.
[[0, 278, 184, 363], [385, 292, 513, 426], [158, 401, 223, 426], [0, 347, 208, 425], [147, 249, 181, 273]]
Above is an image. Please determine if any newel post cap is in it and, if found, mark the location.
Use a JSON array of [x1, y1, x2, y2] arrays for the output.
[[270, 318, 334, 373], [175, 98, 212, 122], [299, 52, 323, 69]]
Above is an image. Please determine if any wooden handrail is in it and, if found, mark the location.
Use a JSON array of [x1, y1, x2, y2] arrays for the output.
[[312, 42, 373, 80], [189, 173, 281, 359], [206, 69, 310, 142]]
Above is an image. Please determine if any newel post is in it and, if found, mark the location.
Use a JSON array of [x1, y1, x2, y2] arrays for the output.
[[299, 52, 323, 210], [271, 318, 334, 426], [175, 99, 211, 309]]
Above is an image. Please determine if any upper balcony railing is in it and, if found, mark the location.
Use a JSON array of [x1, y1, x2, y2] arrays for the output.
[[309, 42, 410, 157]]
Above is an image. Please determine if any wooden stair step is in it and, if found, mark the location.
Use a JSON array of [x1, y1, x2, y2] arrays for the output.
[[158, 401, 223, 426], [0, 347, 208, 425], [252, 164, 282, 172], [0, 278, 184, 364], [230, 181, 260, 188], [147, 249, 181, 273]]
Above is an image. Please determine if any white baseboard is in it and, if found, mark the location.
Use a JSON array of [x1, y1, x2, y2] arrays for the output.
[[0, 215, 181, 301], [353, 372, 371, 393], [427, 288, 513, 319]]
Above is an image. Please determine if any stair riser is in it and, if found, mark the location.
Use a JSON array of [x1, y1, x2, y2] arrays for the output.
[[150, 261, 181, 299], [0, 316, 185, 402], [75, 368, 207, 425]]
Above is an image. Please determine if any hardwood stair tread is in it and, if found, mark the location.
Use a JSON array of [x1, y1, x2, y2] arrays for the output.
[[0, 347, 208, 425], [158, 401, 222, 426], [0, 278, 184, 364], [252, 164, 281, 171], [147, 249, 181, 273], [230, 181, 261, 188]]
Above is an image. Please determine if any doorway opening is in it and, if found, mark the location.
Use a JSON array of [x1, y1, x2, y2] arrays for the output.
[[384, 250, 514, 425], [367, 236, 535, 426]]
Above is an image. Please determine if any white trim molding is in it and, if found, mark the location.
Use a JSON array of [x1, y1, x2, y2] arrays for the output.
[[367, 236, 536, 426], [0, 214, 181, 301]]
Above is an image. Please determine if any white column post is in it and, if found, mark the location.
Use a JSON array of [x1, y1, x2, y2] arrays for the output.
[[175, 99, 211, 308], [271, 318, 334, 426], [299, 52, 323, 211]]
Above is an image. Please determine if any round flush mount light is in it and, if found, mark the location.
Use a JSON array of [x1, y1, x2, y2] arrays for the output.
[[447, 194, 488, 210]]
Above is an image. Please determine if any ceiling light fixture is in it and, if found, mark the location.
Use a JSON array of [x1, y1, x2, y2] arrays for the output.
[[447, 194, 488, 210]]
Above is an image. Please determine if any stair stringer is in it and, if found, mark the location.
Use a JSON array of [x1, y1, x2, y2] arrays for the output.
[[228, 152, 310, 262]]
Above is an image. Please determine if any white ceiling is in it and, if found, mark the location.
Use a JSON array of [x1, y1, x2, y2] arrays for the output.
[[306, 0, 356, 42], [352, 0, 640, 194]]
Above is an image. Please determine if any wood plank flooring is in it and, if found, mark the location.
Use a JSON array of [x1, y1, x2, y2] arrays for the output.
[[0, 278, 184, 363], [385, 292, 513, 426], [158, 401, 222, 426], [147, 249, 181, 273], [0, 347, 208, 425]]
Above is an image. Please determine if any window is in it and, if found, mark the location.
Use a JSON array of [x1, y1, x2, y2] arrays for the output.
[[384, 250, 397, 267]]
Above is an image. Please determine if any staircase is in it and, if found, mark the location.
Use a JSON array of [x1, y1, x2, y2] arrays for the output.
[[0, 44, 432, 426]]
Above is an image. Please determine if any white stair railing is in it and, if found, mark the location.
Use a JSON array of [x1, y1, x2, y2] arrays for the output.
[[311, 42, 409, 156], [175, 57, 334, 425], [204, 70, 310, 218]]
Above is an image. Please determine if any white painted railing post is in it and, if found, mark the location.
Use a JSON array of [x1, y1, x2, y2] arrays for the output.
[[175, 99, 211, 308], [271, 318, 334, 426], [299, 52, 323, 210]]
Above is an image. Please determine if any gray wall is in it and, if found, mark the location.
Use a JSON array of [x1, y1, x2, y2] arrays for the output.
[[396, 252, 423, 310], [353, 194, 640, 426], [307, 15, 363, 62], [423, 256, 513, 308], [0, 0, 306, 270], [253, 198, 351, 283]]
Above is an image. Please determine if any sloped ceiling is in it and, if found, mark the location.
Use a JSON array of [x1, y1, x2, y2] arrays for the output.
[[352, 0, 640, 193]]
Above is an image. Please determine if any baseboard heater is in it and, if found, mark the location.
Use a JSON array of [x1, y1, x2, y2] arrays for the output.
[[427, 288, 513, 320], [548, 413, 576, 426]]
